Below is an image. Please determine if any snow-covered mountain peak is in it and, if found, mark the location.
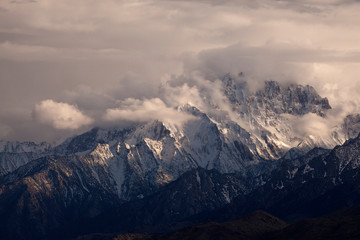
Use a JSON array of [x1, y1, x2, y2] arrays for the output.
[[221, 73, 249, 105], [253, 80, 331, 116], [220, 74, 331, 121], [90, 143, 114, 163], [214, 74, 347, 157], [262, 80, 281, 99], [0, 140, 51, 153], [0, 140, 52, 176]]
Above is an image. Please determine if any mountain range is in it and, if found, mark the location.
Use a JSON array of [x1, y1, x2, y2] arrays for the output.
[[0, 74, 360, 239]]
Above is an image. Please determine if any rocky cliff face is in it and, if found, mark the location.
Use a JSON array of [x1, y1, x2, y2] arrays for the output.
[[342, 114, 360, 139], [221, 74, 340, 156]]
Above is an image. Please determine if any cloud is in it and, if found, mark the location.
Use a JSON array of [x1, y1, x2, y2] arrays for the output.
[[1, 0, 360, 142], [104, 98, 196, 126], [287, 113, 333, 138], [33, 100, 93, 130]]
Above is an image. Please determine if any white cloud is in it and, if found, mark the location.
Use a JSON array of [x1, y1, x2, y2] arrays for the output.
[[289, 113, 333, 138], [104, 98, 195, 125], [33, 99, 93, 130]]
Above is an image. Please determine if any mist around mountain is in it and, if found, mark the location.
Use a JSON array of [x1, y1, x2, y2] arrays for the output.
[[0, 75, 360, 239]]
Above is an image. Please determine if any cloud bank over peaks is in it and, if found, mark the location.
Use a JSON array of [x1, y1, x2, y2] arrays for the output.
[[28, 68, 357, 148], [160, 68, 355, 146], [33, 100, 93, 130], [104, 98, 196, 126]]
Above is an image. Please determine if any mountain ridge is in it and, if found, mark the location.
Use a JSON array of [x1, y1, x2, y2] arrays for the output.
[[0, 77, 360, 239]]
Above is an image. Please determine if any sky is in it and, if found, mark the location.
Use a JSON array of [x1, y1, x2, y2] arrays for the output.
[[1, 0, 360, 143]]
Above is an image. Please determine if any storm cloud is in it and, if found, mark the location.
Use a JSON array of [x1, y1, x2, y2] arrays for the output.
[[1, 0, 360, 142]]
